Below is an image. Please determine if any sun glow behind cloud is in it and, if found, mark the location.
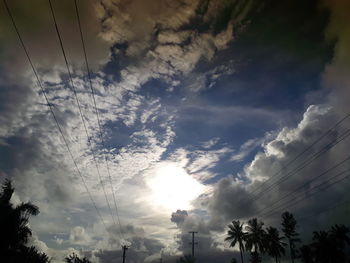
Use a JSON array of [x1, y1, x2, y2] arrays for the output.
[[147, 164, 205, 212]]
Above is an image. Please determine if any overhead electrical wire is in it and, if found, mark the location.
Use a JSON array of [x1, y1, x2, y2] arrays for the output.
[[249, 113, 350, 196], [297, 198, 350, 223], [2, 0, 108, 231], [47, 0, 117, 227], [232, 125, 350, 214], [248, 128, 350, 202], [73, 0, 125, 241], [245, 129, 350, 219], [255, 155, 350, 217], [259, 165, 350, 219]]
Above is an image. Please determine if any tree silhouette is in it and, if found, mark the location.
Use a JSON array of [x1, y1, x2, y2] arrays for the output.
[[65, 253, 92, 263], [281, 212, 300, 263], [329, 224, 350, 261], [245, 218, 265, 260], [225, 220, 247, 263], [230, 258, 238, 263], [300, 245, 313, 263], [19, 246, 51, 263], [264, 227, 286, 263], [297, 224, 350, 263], [312, 231, 332, 263], [0, 179, 50, 263]]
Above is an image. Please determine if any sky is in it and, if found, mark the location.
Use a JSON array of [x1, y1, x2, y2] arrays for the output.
[[0, 0, 350, 262]]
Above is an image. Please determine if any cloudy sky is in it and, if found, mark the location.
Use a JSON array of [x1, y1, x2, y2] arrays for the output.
[[1, 0, 350, 262]]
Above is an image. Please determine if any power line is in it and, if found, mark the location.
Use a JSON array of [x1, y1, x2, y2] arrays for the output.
[[250, 128, 350, 201], [254, 155, 350, 216], [257, 156, 350, 219], [237, 127, 350, 213], [2, 0, 108, 231], [297, 198, 350, 223], [48, 0, 116, 227], [249, 113, 350, 196], [259, 165, 350, 219], [73, 0, 125, 241]]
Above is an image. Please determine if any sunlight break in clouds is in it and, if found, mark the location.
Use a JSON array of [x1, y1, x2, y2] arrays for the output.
[[147, 163, 205, 212]]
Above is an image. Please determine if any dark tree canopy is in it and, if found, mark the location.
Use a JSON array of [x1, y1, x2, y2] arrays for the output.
[[0, 179, 50, 263]]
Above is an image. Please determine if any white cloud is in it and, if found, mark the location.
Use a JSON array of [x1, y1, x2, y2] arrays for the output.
[[70, 226, 92, 246]]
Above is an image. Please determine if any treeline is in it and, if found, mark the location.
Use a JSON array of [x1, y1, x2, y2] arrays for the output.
[[224, 213, 350, 263]]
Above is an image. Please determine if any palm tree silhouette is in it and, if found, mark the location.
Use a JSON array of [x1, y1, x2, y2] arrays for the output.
[[264, 227, 286, 263], [281, 212, 300, 263], [330, 224, 350, 250], [0, 179, 49, 262], [312, 231, 331, 263], [225, 220, 247, 263], [245, 218, 265, 261], [299, 224, 350, 263]]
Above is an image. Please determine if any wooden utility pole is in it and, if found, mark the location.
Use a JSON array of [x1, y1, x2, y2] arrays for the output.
[[122, 245, 129, 263], [188, 231, 198, 258]]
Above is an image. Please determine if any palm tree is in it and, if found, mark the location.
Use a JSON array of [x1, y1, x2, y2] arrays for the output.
[[0, 179, 39, 249], [329, 224, 350, 262], [245, 218, 265, 259], [264, 227, 286, 263], [312, 231, 331, 263], [0, 179, 49, 263], [225, 220, 247, 263], [281, 212, 300, 263], [330, 224, 350, 248]]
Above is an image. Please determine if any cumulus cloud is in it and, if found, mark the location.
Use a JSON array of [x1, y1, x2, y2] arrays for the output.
[[70, 226, 92, 246]]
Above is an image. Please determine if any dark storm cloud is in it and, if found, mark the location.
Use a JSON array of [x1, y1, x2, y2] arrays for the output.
[[171, 210, 188, 226], [207, 178, 256, 225], [197, 0, 334, 111]]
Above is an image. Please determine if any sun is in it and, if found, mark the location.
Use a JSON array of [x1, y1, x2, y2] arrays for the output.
[[147, 164, 205, 211]]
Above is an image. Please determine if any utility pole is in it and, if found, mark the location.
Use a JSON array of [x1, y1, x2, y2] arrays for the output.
[[188, 231, 198, 258], [122, 245, 129, 263]]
